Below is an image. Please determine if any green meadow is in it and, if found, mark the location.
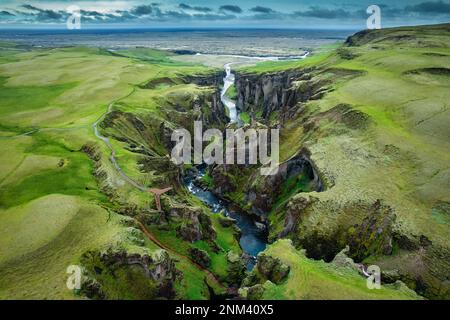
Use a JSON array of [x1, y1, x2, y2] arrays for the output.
[[0, 23, 449, 300], [0, 44, 223, 299]]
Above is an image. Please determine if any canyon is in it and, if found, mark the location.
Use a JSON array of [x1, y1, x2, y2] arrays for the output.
[[0, 24, 449, 300]]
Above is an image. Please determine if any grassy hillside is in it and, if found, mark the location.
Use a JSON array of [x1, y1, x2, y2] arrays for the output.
[[0, 44, 235, 299], [242, 240, 419, 300], [0, 24, 449, 300], [240, 24, 450, 299]]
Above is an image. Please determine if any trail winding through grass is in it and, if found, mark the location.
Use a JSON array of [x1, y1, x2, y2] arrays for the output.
[[92, 103, 226, 291]]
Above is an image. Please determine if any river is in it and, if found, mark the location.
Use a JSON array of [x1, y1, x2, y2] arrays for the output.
[[184, 62, 273, 270], [93, 60, 296, 271], [220, 63, 238, 123], [184, 166, 267, 270]]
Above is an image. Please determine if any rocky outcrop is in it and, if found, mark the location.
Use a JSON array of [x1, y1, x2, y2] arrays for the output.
[[280, 199, 396, 263], [235, 69, 328, 121], [226, 251, 247, 287], [246, 153, 323, 215], [185, 72, 224, 87], [210, 150, 324, 217], [81, 142, 117, 199], [256, 254, 290, 285], [278, 196, 311, 238], [240, 252, 290, 299], [183, 72, 228, 126], [348, 200, 395, 261], [170, 205, 217, 243], [81, 249, 178, 300], [332, 246, 361, 271], [241, 284, 266, 300], [189, 248, 211, 268]]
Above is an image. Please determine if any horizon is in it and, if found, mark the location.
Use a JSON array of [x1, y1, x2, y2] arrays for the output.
[[1, 1, 449, 29], [1, 22, 449, 32]]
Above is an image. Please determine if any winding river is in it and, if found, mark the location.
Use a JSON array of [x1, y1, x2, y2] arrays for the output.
[[184, 56, 311, 269], [184, 62, 271, 270], [95, 56, 307, 271], [220, 63, 238, 123], [184, 166, 267, 270]]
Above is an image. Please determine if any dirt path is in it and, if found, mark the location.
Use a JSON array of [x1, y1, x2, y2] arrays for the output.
[[135, 220, 225, 290], [93, 102, 226, 291]]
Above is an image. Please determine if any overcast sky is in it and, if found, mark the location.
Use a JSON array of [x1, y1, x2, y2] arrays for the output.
[[0, 0, 449, 29]]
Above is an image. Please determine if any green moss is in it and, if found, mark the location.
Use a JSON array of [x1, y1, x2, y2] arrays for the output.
[[201, 172, 214, 188], [147, 211, 242, 286], [270, 173, 312, 214], [239, 112, 251, 124], [80, 251, 160, 300], [225, 84, 238, 100], [254, 240, 420, 300]]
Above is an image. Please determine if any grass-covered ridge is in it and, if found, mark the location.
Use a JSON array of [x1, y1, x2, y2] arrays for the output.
[[0, 24, 449, 300], [0, 45, 234, 299], [195, 24, 450, 299], [243, 240, 420, 300]]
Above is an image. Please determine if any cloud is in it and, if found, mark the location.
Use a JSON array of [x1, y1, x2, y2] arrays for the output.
[[130, 5, 153, 16], [193, 13, 236, 20], [0, 10, 14, 16], [21, 4, 41, 11], [159, 10, 191, 20], [20, 4, 64, 21], [37, 10, 63, 21], [219, 5, 242, 14], [4, 1, 450, 26], [179, 3, 212, 12], [249, 6, 276, 14], [406, 1, 450, 14], [293, 7, 350, 19]]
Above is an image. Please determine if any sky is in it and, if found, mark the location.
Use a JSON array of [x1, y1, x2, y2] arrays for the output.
[[0, 0, 449, 29]]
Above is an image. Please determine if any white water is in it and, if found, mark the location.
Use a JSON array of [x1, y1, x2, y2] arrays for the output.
[[218, 52, 310, 124], [220, 63, 238, 123]]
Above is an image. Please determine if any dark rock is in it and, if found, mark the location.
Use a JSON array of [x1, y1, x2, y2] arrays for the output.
[[227, 251, 247, 287], [246, 284, 265, 300], [81, 278, 105, 300], [172, 206, 217, 243], [420, 235, 433, 248], [256, 254, 290, 285], [348, 200, 396, 261], [382, 269, 402, 284], [247, 153, 323, 216], [81, 142, 102, 162], [189, 248, 211, 268], [211, 165, 236, 196], [278, 196, 310, 238], [235, 69, 319, 120], [81, 249, 178, 300], [218, 215, 236, 228]]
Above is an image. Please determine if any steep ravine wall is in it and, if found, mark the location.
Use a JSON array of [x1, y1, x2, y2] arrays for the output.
[[235, 68, 328, 121], [212, 68, 449, 299]]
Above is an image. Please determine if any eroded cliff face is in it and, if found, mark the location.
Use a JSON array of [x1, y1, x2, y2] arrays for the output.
[[235, 69, 329, 122], [211, 152, 324, 216], [81, 249, 179, 300], [211, 65, 449, 299], [185, 72, 229, 126], [209, 68, 327, 216], [280, 195, 450, 299], [78, 73, 241, 300]]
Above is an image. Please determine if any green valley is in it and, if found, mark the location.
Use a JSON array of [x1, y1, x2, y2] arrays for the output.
[[0, 23, 449, 301]]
